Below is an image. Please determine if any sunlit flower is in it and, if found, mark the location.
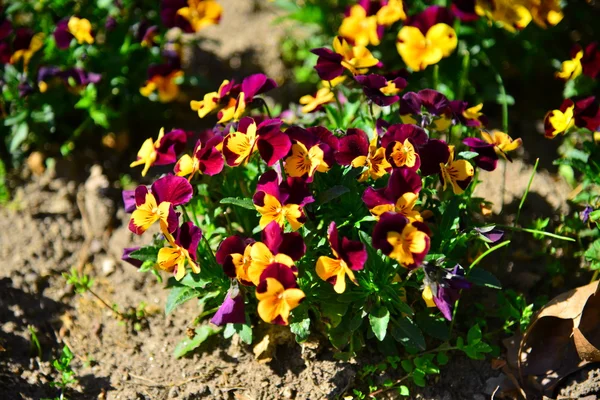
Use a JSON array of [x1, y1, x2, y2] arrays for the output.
[[256, 263, 305, 325], [54, 17, 94, 49], [157, 221, 202, 280], [381, 123, 428, 170], [397, 6, 457, 71], [222, 117, 290, 167], [299, 87, 335, 113], [355, 74, 407, 106], [137, 22, 159, 47], [128, 175, 193, 235], [174, 136, 224, 180], [362, 168, 422, 221], [372, 212, 430, 269], [463, 130, 522, 171], [528, 0, 563, 28], [161, 0, 222, 33], [216, 235, 256, 285], [130, 128, 187, 177], [10, 29, 44, 70], [474, 0, 532, 32], [335, 128, 391, 181], [247, 221, 304, 285], [543, 99, 575, 138], [399, 89, 453, 131], [556, 48, 583, 81], [211, 285, 246, 326], [312, 37, 379, 81], [339, 4, 381, 47], [422, 264, 472, 320], [377, 0, 407, 26], [253, 170, 314, 231], [572, 96, 600, 132], [284, 126, 339, 181], [140, 62, 184, 103], [580, 43, 600, 80], [316, 222, 367, 293], [420, 140, 474, 195]]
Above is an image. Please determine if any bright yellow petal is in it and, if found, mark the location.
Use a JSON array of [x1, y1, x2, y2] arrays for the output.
[[425, 23, 457, 58], [175, 154, 195, 177], [422, 285, 436, 307]]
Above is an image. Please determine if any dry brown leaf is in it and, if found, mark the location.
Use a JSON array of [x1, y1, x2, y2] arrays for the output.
[[253, 333, 272, 363], [517, 281, 600, 397]]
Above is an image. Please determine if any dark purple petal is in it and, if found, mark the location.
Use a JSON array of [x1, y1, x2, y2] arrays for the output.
[[105, 16, 117, 31], [418, 89, 450, 115], [151, 175, 193, 206], [257, 263, 298, 290], [0, 19, 12, 41], [474, 226, 504, 243], [155, 129, 188, 165], [241, 74, 277, 100], [53, 20, 73, 50], [216, 236, 248, 265], [0, 42, 10, 64], [257, 130, 292, 166], [574, 96, 600, 132], [311, 48, 344, 81], [462, 137, 498, 172], [262, 221, 284, 254], [335, 128, 370, 165], [433, 289, 454, 321], [286, 126, 321, 149], [254, 170, 282, 203], [134, 185, 149, 206], [405, 5, 454, 34], [451, 0, 479, 22], [386, 168, 422, 199], [160, 0, 194, 32], [165, 205, 179, 233], [582, 42, 600, 80], [362, 186, 392, 210], [197, 144, 224, 176], [581, 205, 593, 223], [381, 123, 428, 148], [419, 139, 450, 176], [122, 189, 137, 213], [174, 222, 202, 261], [355, 74, 402, 106], [210, 287, 246, 326], [284, 177, 314, 206], [327, 222, 340, 258], [340, 237, 367, 271], [372, 212, 409, 256], [13, 28, 34, 51], [279, 232, 306, 261], [121, 247, 143, 268]]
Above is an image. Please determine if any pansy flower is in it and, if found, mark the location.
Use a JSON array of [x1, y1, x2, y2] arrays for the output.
[[474, 0, 532, 32], [10, 29, 44, 71], [299, 87, 335, 113], [396, 6, 457, 71], [54, 17, 94, 49], [122, 189, 137, 213], [420, 140, 474, 195], [210, 285, 246, 326], [463, 130, 522, 171], [161, 0, 222, 33], [121, 246, 143, 268], [543, 99, 575, 139], [248, 221, 304, 285], [216, 235, 256, 285], [284, 126, 339, 181], [451, 0, 479, 22], [528, 0, 563, 28], [136, 21, 159, 47], [399, 89, 453, 130], [256, 263, 305, 325], [190, 79, 234, 118], [580, 43, 600, 80], [372, 212, 430, 269], [362, 168, 422, 221], [140, 62, 184, 103], [37, 66, 101, 93], [556, 47, 583, 81], [335, 128, 391, 181], [422, 264, 472, 320], [312, 37, 380, 81], [339, 0, 407, 47], [449, 101, 488, 127], [157, 221, 202, 280], [129, 175, 193, 235], [253, 170, 314, 231], [380, 123, 428, 170], [316, 222, 367, 294], [222, 117, 290, 167], [355, 74, 407, 106], [572, 96, 600, 132], [130, 128, 187, 177], [174, 136, 224, 180], [376, 0, 407, 26]]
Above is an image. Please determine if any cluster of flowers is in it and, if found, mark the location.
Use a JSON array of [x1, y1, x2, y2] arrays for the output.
[[1, 0, 221, 102], [545, 42, 600, 139], [334, 0, 563, 74]]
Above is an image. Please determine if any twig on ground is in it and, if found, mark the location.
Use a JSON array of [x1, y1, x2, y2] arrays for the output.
[[128, 373, 208, 388]]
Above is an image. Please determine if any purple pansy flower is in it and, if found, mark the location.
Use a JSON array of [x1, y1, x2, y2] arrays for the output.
[[211, 286, 246, 326], [355, 74, 407, 106], [423, 264, 472, 320]]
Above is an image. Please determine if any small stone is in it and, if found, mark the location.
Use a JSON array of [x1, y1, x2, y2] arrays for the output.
[[168, 387, 179, 398], [101, 257, 116, 276], [281, 387, 294, 399]]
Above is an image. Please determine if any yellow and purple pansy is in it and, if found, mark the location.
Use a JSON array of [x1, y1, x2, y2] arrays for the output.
[[222, 117, 291, 167], [311, 37, 380, 81], [160, 0, 222, 33], [463, 130, 522, 171], [372, 212, 430, 269], [157, 221, 202, 281], [255, 263, 305, 325], [37, 66, 101, 93], [396, 6, 457, 71], [362, 168, 423, 221], [422, 264, 472, 320], [174, 136, 224, 180], [339, 0, 407, 47], [128, 175, 193, 236], [299, 87, 335, 114], [543, 99, 576, 139], [419, 140, 474, 195], [54, 17, 94, 49], [215, 235, 256, 286], [130, 128, 187, 177], [10, 29, 44, 71], [449, 100, 488, 128], [380, 123, 428, 170], [355, 74, 407, 106], [140, 61, 184, 103], [335, 128, 391, 181], [557, 43, 600, 81], [316, 221, 367, 294], [253, 170, 314, 231], [284, 126, 339, 181], [399, 89, 453, 131]]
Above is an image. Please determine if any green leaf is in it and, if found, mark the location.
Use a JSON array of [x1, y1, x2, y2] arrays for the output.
[[412, 369, 426, 387], [467, 325, 482, 345], [165, 286, 199, 315], [4, 111, 27, 126], [584, 239, 600, 269], [401, 359, 413, 373], [369, 306, 390, 341], [179, 273, 210, 288], [220, 197, 256, 210], [392, 317, 426, 350], [174, 325, 220, 358], [90, 109, 109, 128], [416, 313, 449, 341], [436, 352, 449, 366], [129, 246, 160, 262], [224, 323, 252, 344], [468, 268, 502, 289], [457, 151, 479, 160], [398, 385, 410, 396], [317, 185, 350, 205], [290, 317, 311, 343], [9, 123, 29, 153]]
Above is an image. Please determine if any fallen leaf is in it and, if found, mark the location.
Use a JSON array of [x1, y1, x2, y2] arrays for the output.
[[573, 328, 600, 362]]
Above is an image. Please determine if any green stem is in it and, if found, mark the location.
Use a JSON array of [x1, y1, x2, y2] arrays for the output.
[[457, 51, 470, 100], [514, 158, 539, 227], [432, 64, 439, 90], [496, 225, 576, 242], [468, 240, 511, 270]]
